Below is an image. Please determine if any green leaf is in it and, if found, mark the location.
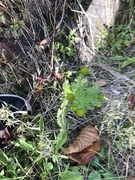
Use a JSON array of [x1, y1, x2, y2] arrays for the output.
[[121, 57, 135, 68], [56, 100, 68, 128], [0, 178, 16, 180], [55, 129, 67, 151], [62, 79, 70, 91], [102, 172, 125, 180], [61, 170, 83, 180], [19, 139, 35, 151], [103, 172, 116, 178], [69, 29, 76, 37], [90, 156, 100, 167], [0, 169, 4, 176], [107, 56, 126, 61], [88, 171, 101, 180], [39, 116, 44, 134], [34, 156, 44, 164], [0, 150, 8, 166], [46, 162, 53, 172], [65, 71, 72, 78], [57, 108, 63, 128]]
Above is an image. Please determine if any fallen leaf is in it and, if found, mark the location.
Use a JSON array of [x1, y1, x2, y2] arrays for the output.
[[39, 38, 50, 50], [55, 72, 65, 80], [0, 127, 13, 147], [53, 62, 65, 80], [68, 140, 101, 165], [94, 80, 107, 87], [126, 177, 135, 180], [0, 129, 7, 139], [63, 125, 101, 165], [128, 94, 135, 110], [35, 74, 55, 91], [64, 125, 100, 154], [35, 80, 44, 91]]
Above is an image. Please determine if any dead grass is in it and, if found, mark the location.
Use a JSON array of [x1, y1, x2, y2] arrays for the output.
[[0, 0, 135, 179]]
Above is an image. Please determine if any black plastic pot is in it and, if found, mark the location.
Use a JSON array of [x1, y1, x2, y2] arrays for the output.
[[0, 94, 32, 148]]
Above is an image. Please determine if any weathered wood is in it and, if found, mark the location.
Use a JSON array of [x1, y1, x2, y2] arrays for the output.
[[78, 0, 121, 63]]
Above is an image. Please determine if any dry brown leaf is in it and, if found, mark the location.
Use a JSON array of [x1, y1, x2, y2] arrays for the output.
[[126, 177, 135, 180], [35, 80, 44, 91], [63, 125, 101, 165], [0, 129, 7, 139], [128, 94, 135, 110], [40, 39, 48, 45], [0, 127, 12, 147], [68, 140, 101, 165], [64, 125, 100, 154], [39, 38, 50, 50], [55, 72, 65, 80], [94, 80, 107, 87]]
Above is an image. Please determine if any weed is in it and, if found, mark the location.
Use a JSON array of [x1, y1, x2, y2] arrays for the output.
[[61, 165, 83, 180], [97, 2, 135, 67], [62, 69, 103, 117], [98, 23, 134, 56], [54, 29, 79, 61]]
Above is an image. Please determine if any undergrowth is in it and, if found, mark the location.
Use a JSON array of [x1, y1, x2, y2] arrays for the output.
[[0, 0, 135, 180]]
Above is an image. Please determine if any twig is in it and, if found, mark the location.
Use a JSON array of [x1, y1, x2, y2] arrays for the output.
[[92, 62, 135, 85], [0, 5, 35, 38], [39, 0, 67, 49]]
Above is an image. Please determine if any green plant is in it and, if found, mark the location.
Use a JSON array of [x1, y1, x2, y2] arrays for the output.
[[0, 114, 69, 180], [61, 165, 83, 180], [97, 18, 135, 67], [97, 0, 135, 67], [10, 19, 25, 37], [98, 23, 134, 55], [53, 68, 103, 159], [54, 29, 80, 61], [88, 170, 125, 180], [55, 99, 69, 152], [62, 69, 103, 117], [122, 0, 134, 18]]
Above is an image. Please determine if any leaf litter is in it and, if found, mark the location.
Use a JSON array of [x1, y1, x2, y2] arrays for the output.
[[63, 125, 101, 165]]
